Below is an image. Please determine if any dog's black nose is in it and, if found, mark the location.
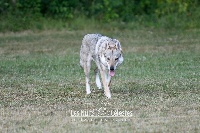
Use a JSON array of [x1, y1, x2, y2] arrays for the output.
[[110, 66, 114, 71]]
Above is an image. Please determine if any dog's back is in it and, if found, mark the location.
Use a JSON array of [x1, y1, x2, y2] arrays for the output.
[[80, 34, 102, 67], [82, 34, 102, 46], [82, 34, 102, 51]]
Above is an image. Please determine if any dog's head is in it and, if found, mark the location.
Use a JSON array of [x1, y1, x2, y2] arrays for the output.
[[100, 39, 123, 76]]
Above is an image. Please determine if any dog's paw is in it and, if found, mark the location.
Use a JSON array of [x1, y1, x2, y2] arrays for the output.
[[86, 84, 91, 94], [105, 92, 111, 99], [86, 90, 91, 94], [96, 81, 102, 89], [97, 84, 102, 89]]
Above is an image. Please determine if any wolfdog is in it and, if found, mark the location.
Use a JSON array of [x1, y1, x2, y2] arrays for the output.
[[80, 34, 123, 98]]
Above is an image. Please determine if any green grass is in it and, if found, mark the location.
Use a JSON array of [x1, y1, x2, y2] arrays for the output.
[[1, 10, 200, 32], [0, 29, 200, 132]]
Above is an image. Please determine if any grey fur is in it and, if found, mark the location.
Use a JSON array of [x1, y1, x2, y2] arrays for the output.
[[80, 33, 124, 98]]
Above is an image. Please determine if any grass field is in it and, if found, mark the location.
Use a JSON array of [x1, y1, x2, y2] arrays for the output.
[[0, 29, 200, 132]]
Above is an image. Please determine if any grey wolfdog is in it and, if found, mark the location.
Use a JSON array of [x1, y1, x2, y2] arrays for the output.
[[80, 34, 123, 98]]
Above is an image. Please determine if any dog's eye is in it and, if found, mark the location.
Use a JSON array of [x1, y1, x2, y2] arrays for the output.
[[107, 58, 110, 60], [115, 58, 118, 60]]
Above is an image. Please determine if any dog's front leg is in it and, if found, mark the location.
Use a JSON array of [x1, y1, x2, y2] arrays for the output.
[[100, 70, 111, 98], [106, 74, 112, 88], [95, 68, 102, 89]]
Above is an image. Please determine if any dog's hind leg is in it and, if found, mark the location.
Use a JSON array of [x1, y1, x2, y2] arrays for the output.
[[94, 67, 102, 89], [84, 57, 92, 94]]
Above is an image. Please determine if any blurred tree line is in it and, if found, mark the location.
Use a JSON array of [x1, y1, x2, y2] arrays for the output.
[[0, 0, 199, 22]]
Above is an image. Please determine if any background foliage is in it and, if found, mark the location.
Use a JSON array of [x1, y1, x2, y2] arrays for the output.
[[0, 0, 200, 31]]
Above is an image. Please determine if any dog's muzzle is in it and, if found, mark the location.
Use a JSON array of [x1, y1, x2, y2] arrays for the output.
[[110, 66, 114, 71], [109, 66, 115, 76]]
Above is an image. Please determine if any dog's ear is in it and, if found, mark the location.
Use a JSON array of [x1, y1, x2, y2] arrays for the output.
[[100, 40, 109, 51], [114, 39, 122, 52], [105, 41, 109, 50]]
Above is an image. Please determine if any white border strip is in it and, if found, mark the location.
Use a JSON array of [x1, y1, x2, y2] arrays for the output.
[[71, 116, 132, 118]]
